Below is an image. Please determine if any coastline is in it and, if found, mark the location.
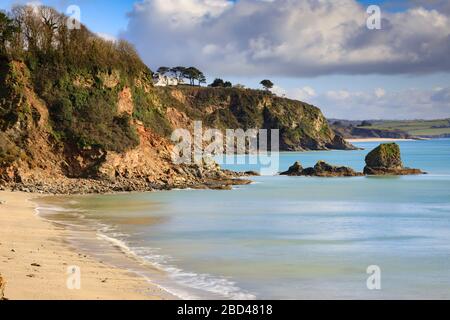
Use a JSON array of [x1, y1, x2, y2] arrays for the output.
[[0, 191, 174, 300], [345, 138, 415, 143]]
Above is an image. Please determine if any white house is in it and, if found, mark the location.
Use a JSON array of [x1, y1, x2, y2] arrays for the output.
[[153, 73, 183, 87]]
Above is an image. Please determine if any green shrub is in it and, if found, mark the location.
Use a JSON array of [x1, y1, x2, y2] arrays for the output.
[[0, 133, 25, 166], [132, 87, 172, 137]]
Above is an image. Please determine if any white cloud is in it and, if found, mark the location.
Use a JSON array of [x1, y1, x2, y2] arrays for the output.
[[133, 0, 232, 28], [292, 86, 317, 101], [268, 83, 450, 119], [374, 88, 386, 98], [270, 85, 287, 97], [325, 90, 352, 101], [96, 32, 118, 42], [123, 0, 450, 77], [271, 85, 317, 102], [308, 87, 450, 120]]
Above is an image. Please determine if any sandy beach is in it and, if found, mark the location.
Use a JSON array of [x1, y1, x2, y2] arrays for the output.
[[0, 191, 173, 300], [345, 138, 415, 143]]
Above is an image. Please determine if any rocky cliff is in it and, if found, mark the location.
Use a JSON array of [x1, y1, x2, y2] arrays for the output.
[[0, 7, 351, 193], [155, 86, 353, 151], [0, 59, 350, 193]]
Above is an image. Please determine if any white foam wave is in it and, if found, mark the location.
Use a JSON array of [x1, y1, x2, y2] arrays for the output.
[[97, 232, 256, 300], [34, 200, 256, 300]]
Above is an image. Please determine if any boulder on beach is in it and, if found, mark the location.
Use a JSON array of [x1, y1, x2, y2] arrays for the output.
[[363, 143, 424, 175], [281, 161, 362, 177]]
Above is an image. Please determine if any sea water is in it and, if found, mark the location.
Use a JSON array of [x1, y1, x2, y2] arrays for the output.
[[37, 139, 450, 299]]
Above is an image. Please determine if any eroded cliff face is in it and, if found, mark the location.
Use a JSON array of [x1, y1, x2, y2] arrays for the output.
[[157, 86, 353, 151], [0, 60, 351, 193]]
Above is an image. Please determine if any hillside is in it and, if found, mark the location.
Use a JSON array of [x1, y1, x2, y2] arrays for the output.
[[330, 121, 413, 139], [330, 119, 450, 139], [150, 86, 352, 151], [359, 119, 450, 138], [0, 6, 351, 193]]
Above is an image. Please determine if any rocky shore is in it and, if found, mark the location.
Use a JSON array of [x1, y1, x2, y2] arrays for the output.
[[281, 160, 362, 177], [281, 143, 424, 177], [0, 165, 256, 194], [2, 143, 425, 193]]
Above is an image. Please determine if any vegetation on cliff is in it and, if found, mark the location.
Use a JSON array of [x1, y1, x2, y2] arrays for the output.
[[150, 86, 351, 151], [0, 5, 351, 192]]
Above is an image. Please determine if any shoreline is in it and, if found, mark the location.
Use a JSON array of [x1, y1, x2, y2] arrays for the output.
[[345, 138, 416, 143], [0, 191, 175, 300]]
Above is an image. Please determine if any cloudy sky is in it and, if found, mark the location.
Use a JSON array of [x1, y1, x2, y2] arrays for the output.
[[2, 0, 450, 120]]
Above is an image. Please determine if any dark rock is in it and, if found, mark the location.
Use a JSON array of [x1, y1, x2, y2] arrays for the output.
[[281, 161, 362, 177], [280, 161, 303, 176], [243, 171, 260, 176], [327, 134, 358, 150], [364, 143, 424, 175], [364, 166, 423, 176], [313, 161, 362, 177], [301, 167, 316, 176], [365, 143, 403, 169]]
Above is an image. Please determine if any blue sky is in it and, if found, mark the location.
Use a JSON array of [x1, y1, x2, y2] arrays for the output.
[[0, 0, 134, 35], [1, 0, 449, 120], [0, 0, 410, 36]]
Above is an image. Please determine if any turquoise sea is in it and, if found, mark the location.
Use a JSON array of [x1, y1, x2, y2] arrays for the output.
[[37, 139, 450, 299]]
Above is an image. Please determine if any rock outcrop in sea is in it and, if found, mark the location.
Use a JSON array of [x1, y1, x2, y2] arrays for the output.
[[363, 143, 424, 175], [281, 143, 424, 178], [280, 160, 362, 177]]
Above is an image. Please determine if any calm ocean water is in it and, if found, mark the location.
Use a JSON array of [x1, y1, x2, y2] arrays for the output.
[[37, 139, 450, 299]]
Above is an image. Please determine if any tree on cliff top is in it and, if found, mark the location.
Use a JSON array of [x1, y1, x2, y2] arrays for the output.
[[209, 78, 232, 88], [2, 5, 148, 76], [183, 66, 205, 86], [0, 11, 18, 56], [157, 66, 170, 75], [260, 79, 274, 91], [170, 66, 186, 82], [210, 78, 225, 87]]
